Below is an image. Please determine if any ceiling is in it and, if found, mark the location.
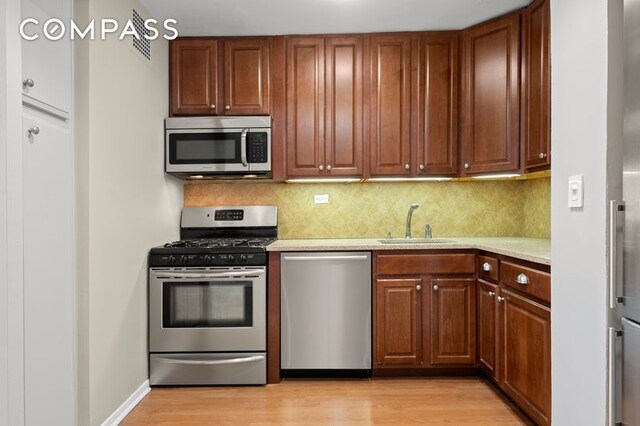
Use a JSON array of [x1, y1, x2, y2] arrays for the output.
[[139, 0, 532, 37]]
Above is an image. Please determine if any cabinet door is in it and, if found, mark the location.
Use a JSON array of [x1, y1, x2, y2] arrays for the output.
[[461, 14, 520, 175], [430, 278, 476, 365], [415, 34, 459, 176], [286, 37, 325, 177], [224, 38, 270, 115], [22, 110, 75, 426], [21, 0, 71, 116], [374, 278, 423, 366], [500, 288, 551, 426], [170, 39, 219, 116], [478, 280, 499, 379], [521, 0, 551, 170], [325, 36, 364, 176], [369, 35, 412, 176]]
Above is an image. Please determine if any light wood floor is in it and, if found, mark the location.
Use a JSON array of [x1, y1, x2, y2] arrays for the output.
[[122, 377, 533, 425]]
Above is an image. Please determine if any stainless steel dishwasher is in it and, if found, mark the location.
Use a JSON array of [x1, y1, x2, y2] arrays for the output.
[[280, 252, 371, 370]]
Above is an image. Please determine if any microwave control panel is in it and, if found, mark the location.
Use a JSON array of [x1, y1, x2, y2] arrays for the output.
[[247, 132, 268, 163]]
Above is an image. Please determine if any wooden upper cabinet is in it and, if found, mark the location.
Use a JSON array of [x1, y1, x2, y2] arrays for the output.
[[429, 278, 476, 365], [374, 278, 423, 366], [286, 36, 364, 178], [325, 36, 364, 176], [286, 37, 326, 177], [369, 35, 412, 176], [170, 39, 219, 116], [521, 0, 551, 171], [461, 14, 521, 175], [170, 37, 270, 116], [415, 34, 459, 176], [224, 38, 270, 115]]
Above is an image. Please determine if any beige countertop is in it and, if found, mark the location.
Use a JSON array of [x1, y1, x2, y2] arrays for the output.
[[267, 237, 551, 266]]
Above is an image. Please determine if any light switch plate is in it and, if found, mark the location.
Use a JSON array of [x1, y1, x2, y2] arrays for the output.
[[314, 194, 329, 204], [568, 175, 584, 208]]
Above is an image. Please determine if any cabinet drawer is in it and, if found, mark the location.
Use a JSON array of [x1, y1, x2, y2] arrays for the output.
[[376, 253, 475, 275], [478, 255, 499, 282], [501, 261, 550, 304]]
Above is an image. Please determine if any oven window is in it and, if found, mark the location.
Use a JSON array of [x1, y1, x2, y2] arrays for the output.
[[168, 132, 241, 164], [162, 281, 253, 328]]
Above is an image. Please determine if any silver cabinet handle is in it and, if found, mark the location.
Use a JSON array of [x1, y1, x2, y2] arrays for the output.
[[497, 296, 505, 302], [240, 128, 248, 167], [482, 262, 492, 272], [416, 284, 422, 291], [210, 104, 216, 109], [464, 163, 470, 169], [22, 78, 34, 88], [419, 164, 425, 170], [539, 152, 547, 159], [404, 164, 410, 170], [319, 165, 324, 171], [28, 126, 40, 135], [432, 285, 438, 291], [225, 105, 231, 110], [609, 200, 625, 308], [488, 291, 495, 297], [515, 273, 529, 285], [326, 165, 332, 171], [154, 355, 264, 366]]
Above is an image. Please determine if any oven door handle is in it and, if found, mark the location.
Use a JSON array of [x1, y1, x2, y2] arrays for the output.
[[153, 355, 265, 366], [240, 128, 249, 167], [156, 270, 265, 279]]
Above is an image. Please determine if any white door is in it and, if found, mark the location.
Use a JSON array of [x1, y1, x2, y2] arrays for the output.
[[22, 109, 75, 426]]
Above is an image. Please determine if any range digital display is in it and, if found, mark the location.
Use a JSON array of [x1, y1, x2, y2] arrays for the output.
[[214, 210, 244, 221]]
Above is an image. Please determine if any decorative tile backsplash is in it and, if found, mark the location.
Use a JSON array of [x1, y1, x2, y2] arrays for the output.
[[184, 177, 551, 239]]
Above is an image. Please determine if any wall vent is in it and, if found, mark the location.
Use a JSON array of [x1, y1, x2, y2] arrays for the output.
[[132, 9, 151, 61]]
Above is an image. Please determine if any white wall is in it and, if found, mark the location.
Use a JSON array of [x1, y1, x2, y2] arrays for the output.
[[551, 0, 611, 423], [75, 0, 183, 424], [0, 3, 8, 425]]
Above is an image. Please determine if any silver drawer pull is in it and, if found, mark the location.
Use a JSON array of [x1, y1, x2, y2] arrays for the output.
[[488, 291, 495, 297], [22, 78, 34, 88], [28, 126, 40, 135], [154, 355, 264, 366], [482, 262, 492, 272], [515, 273, 529, 285], [432, 285, 438, 291], [416, 284, 422, 291], [497, 296, 505, 303]]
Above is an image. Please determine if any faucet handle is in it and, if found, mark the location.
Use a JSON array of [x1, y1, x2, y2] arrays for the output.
[[425, 224, 432, 239]]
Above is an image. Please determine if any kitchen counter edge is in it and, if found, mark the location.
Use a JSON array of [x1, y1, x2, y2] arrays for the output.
[[266, 237, 551, 266]]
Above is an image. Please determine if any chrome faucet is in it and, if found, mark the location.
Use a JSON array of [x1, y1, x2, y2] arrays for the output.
[[405, 204, 419, 239]]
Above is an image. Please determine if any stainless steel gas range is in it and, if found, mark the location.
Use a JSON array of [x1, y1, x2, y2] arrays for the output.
[[147, 206, 277, 386]]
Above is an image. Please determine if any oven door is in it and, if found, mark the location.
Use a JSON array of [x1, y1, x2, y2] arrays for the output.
[[149, 267, 266, 352], [165, 128, 271, 174]]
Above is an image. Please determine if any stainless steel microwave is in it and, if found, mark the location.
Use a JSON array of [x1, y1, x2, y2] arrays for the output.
[[165, 116, 271, 178]]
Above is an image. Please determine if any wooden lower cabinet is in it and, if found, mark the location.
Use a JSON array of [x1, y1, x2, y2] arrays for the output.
[[373, 252, 476, 369], [501, 288, 551, 426], [477, 279, 499, 379], [374, 278, 423, 366], [430, 278, 476, 365]]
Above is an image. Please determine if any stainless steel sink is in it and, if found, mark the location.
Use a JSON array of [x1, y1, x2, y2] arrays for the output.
[[378, 238, 453, 244]]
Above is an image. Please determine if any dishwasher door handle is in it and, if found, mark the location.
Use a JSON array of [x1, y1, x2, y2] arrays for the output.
[[282, 255, 370, 261]]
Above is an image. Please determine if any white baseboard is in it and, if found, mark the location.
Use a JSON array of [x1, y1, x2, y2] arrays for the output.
[[100, 380, 150, 426]]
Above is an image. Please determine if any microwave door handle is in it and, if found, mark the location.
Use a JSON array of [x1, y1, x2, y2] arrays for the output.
[[241, 128, 249, 167]]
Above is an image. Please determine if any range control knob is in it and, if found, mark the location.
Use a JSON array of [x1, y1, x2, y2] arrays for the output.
[[227, 255, 236, 263], [179, 255, 189, 265], [168, 255, 177, 265], [240, 254, 248, 263], [204, 255, 213, 264]]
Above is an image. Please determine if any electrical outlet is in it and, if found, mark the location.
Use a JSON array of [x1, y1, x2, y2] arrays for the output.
[[314, 194, 329, 204]]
